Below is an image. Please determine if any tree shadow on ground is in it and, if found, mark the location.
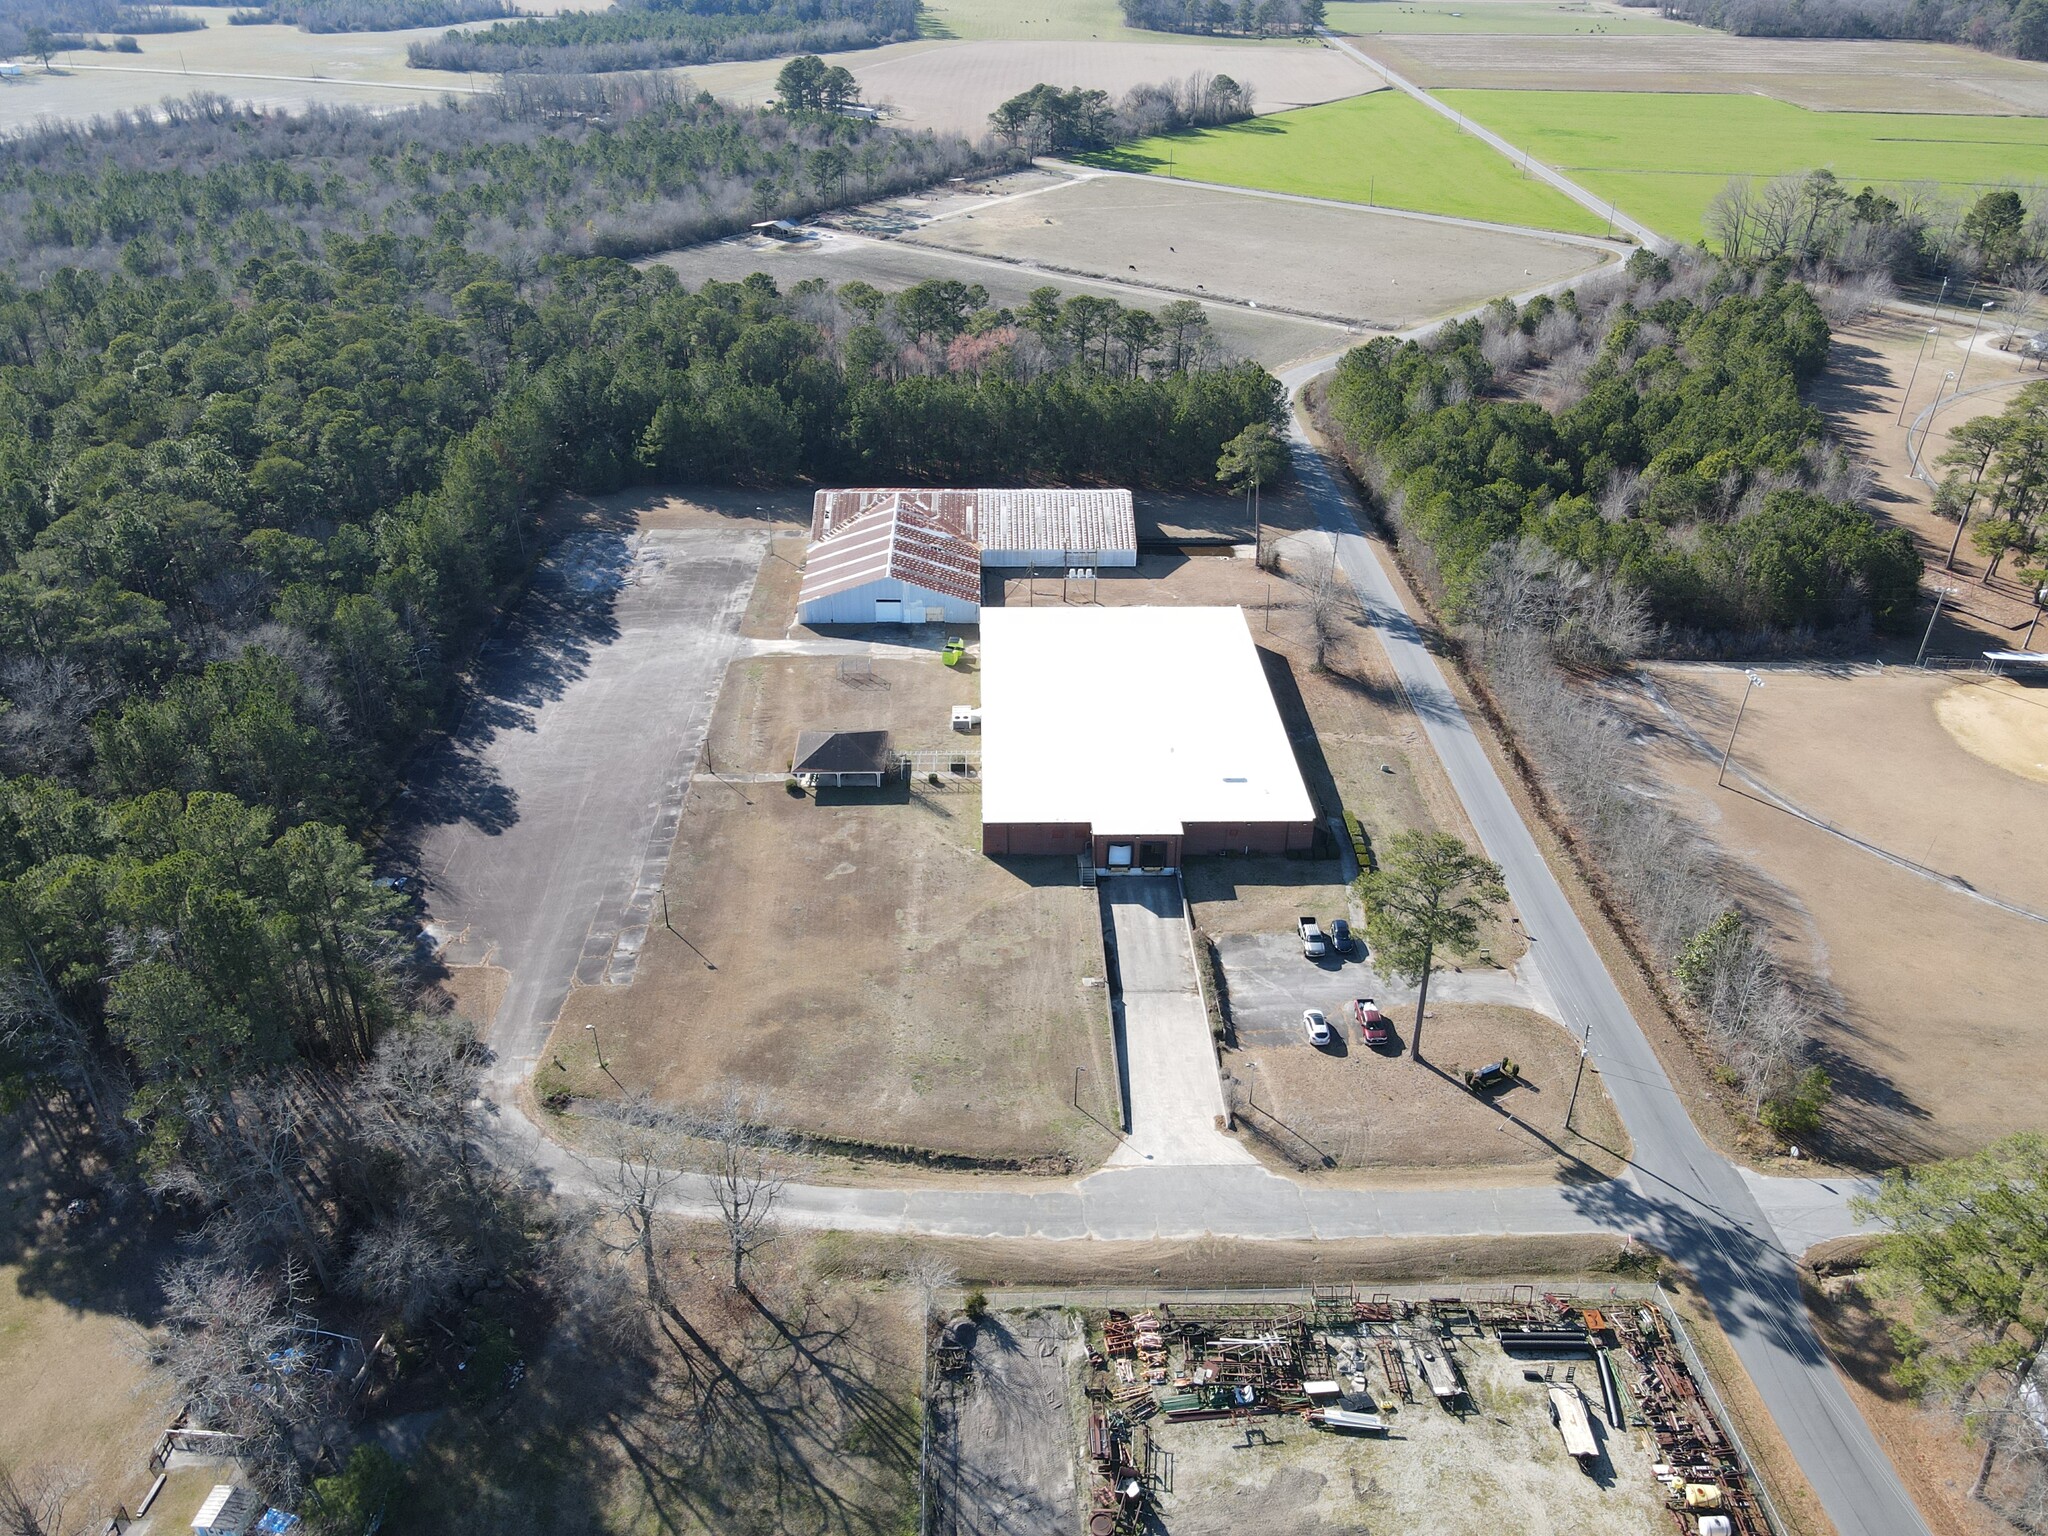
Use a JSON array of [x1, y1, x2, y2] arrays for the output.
[[389, 511, 639, 848], [0, 1102, 175, 1325], [596, 1258, 919, 1536]]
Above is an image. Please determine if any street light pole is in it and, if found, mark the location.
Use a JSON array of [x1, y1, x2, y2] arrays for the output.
[[1915, 585, 1957, 667], [1896, 326, 1938, 425], [1955, 299, 1996, 393], [1716, 669, 1764, 788], [585, 1020, 607, 1072]]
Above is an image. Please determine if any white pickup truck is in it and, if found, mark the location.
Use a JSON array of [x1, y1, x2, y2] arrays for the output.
[[1297, 915, 1328, 958]]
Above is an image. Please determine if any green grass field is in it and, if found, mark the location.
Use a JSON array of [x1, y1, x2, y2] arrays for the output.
[[1440, 90, 2048, 242], [1079, 91, 1609, 234], [1326, 0, 1695, 35]]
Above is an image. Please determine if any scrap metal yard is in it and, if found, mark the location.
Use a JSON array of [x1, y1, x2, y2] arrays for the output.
[[929, 1287, 1773, 1536]]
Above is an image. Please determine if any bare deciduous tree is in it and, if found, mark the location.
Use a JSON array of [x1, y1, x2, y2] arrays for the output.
[[141, 1259, 332, 1500], [904, 1252, 959, 1323], [699, 1084, 795, 1293]]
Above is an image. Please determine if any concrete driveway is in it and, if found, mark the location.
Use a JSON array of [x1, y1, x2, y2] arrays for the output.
[[1101, 878, 1254, 1168], [1216, 931, 1544, 1046], [397, 521, 766, 1082]]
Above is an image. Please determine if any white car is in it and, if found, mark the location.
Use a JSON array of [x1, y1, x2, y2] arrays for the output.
[[1303, 1009, 1333, 1046]]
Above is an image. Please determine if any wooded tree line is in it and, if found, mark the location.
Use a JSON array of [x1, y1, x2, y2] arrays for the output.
[[0, 79, 988, 281], [989, 69, 1253, 153], [1119, 0, 1324, 36], [1320, 251, 1920, 642], [1637, 0, 2048, 59], [0, 0, 198, 62], [230, 0, 518, 34], [1707, 171, 2048, 286], [409, 0, 918, 75]]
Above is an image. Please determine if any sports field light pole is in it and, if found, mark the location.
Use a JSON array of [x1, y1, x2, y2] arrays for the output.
[[1915, 584, 1958, 668], [1897, 326, 1938, 425], [1955, 299, 1997, 393], [1716, 669, 1764, 788]]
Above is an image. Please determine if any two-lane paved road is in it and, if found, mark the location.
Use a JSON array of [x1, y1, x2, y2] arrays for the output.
[[1278, 355, 1931, 1536]]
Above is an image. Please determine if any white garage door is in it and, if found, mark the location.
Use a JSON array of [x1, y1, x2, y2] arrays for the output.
[[874, 599, 903, 623]]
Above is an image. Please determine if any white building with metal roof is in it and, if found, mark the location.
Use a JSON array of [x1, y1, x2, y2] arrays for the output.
[[797, 488, 1137, 626]]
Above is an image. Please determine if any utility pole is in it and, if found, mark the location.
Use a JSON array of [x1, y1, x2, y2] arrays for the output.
[[1716, 669, 1764, 788], [1565, 1020, 1592, 1136], [1915, 585, 1957, 667], [1896, 326, 1937, 425]]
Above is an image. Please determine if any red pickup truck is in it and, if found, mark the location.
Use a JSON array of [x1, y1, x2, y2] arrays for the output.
[[1353, 998, 1392, 1047]]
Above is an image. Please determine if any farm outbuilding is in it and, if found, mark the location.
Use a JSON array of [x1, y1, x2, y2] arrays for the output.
[[795, 500, 982, 626], [792, 729, 894, 788], [978, 607, 1316, 871], [797, 488, 1136, 627]]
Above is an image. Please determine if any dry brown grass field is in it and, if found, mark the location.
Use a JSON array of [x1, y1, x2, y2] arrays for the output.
[[0, 12, 482, 132], [684, 36, 1379, 135], [1623, 664, 2048, 1167], [905, 171, 1614, 328], [542, 634, 1123, 1170], [1354, 33, 2048, 113], [1227, 999, 1626, 1179], [1810, 311, 2043, 655]]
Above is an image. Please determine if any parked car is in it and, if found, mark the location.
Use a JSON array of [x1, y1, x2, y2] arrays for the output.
[[1330, 918, 1353, 955], [1353, 998, 1392, 1047], [1303, 1009, 1333, 1046], [1297, 915, 1327, 958]]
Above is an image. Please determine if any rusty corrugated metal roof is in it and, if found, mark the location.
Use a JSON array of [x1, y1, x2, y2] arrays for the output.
[[810, 489, 1136, 557], [797, 502, 982, 609]]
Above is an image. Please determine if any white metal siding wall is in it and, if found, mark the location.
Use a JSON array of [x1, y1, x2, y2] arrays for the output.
[[979, 547, 1139, 569], [797, 577, 977, 625]]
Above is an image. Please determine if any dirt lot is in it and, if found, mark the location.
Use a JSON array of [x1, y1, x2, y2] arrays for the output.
[[905, 171, 1613, 329], [1355, 33, 2048, 112], [1805, 1269, 2016, 1536], [544, 645, 1122, 1169], [926, 1309, 1086, 1536], [1109, 1311, 1666, 1536], [1810, 312, 2042, 656], [1624, 663, 2048, 1167], [647, 226, 1359, 371]]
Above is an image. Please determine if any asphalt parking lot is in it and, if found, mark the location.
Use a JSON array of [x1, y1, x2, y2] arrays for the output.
[[398, 521, 767, 1077], [1214, 931, 1386, 1048], [1214, 931, 1540, 1049]]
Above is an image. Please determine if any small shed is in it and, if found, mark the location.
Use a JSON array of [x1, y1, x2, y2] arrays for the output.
[[750, 219, 805, 242], [193, 1485, 261, 1536], [792, 730, 894, 788]]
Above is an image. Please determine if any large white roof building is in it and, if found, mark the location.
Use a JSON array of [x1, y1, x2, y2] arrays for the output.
[[979, 606, 1318, 870]]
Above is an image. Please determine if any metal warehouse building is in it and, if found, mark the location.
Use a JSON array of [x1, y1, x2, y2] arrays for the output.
[[978, 606, 1317, 872], [797, 488, 1137, 626]]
